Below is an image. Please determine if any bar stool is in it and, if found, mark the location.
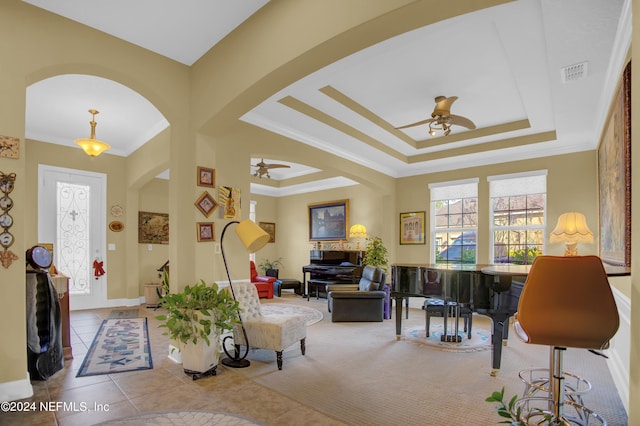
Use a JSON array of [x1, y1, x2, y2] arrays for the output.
[[513, 256, 619, 425]]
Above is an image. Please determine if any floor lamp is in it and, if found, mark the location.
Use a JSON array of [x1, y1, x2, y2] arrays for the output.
[[220, 219, 270, 368]]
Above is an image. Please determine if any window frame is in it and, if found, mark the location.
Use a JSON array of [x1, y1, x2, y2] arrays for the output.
[[488, 171, 547, 265], [429, 179, 479, 265]]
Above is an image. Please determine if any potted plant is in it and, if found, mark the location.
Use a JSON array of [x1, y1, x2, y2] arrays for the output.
[[362, 236, 389, 273], [258, 257, 284, 278], [156, 279, 240, 376]]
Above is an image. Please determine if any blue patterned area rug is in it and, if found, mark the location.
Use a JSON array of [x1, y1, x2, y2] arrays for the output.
[[77, 317, 153, 377]]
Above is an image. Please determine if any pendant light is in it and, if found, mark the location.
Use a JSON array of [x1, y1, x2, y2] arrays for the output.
[[75, 109, 110, 157]]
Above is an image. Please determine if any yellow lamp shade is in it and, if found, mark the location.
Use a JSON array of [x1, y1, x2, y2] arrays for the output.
[[550, 212, 594, 244], [75, 138, 110, 157], [349, 224, 367, 239], [235, 219, 270, 253]]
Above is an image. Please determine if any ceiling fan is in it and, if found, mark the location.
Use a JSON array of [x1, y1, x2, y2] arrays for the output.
[[252, 159, 291, 178], [396, 96, 476, 136]]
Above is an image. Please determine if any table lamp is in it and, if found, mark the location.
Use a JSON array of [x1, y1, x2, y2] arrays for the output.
[[349, 224, 367, 250], [549, 212, 593, 256], [220, 219, 270, 368]]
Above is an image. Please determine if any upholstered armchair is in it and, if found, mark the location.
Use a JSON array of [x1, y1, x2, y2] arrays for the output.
[[327, 265, 387, 322], [250, 260, 275, 298], [229, 281, 306, 370]]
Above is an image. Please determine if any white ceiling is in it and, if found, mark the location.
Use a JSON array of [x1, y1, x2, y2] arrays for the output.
[[22, 0, 630, 196]]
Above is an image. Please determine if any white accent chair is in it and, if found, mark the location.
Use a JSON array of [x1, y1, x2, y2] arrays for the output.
[[230, 281, 306, 370]]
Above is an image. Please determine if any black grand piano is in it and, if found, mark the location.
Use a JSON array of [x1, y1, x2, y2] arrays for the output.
[[302, 250, 364, 299], [391, 263, 529, 375]]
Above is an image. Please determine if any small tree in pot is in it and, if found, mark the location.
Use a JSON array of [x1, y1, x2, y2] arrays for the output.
[[156, 280, 240, 378], [362, 236, 389, 273]]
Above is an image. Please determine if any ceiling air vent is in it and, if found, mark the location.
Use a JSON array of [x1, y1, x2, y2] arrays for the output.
[[561, 62, 588, 83]]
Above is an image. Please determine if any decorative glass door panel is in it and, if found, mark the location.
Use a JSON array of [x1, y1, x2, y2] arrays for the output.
[[57, 182, 91, 295]]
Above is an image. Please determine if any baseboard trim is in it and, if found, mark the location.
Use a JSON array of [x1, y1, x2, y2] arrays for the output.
[[0, 373, 33, 402], [607, 286, 630, 413]]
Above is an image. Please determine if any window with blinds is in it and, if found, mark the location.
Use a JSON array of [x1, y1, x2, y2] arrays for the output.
[[488, 171, 547, 264], [429, 179, 478, 264]]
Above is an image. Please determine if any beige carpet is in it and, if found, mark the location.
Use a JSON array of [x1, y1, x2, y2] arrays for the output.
[[243, 295, 628, 426]]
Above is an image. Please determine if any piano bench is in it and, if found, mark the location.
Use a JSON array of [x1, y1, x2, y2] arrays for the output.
[[423, 299, 472, 339], [307, 279, 335, 300], [274, 279, 302, 297]]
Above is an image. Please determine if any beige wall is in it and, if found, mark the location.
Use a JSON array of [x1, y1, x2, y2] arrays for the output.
[[395, 151, 599, 265], [138, 179, 170, 293]]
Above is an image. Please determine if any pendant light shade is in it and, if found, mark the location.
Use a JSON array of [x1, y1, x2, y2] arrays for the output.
[[75, 109, 110, 157]]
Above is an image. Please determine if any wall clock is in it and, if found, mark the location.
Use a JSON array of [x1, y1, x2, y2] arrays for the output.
[[0, 136, 19, 159]]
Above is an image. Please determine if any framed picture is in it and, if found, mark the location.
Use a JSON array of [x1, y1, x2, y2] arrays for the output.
[[598, 62, 631, 267], [197, 166, 215, 188], [259, 222, 276, 243], [218, 186, 241, 219], [194, 191, 218, 218], [399, 211, 426, 245], [138, 211, 169, 244], [308, 199, 349, 241], [196, 222, 215, 242]]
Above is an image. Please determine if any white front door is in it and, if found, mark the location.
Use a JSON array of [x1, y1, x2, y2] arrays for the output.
[[38, 165, 107, 310]]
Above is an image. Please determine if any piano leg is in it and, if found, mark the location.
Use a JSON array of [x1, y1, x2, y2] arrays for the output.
[[489, 313, 510, 376], [394, 296, 404, 340]]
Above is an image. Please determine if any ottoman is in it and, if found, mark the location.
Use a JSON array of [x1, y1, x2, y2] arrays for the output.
[[274, 279, 303, 297]]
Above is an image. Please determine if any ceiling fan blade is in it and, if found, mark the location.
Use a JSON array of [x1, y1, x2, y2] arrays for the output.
[[395, 118, 435, 130], [449, 114, 476, 129], [264, 164, 290, 169], [432, 96, 458, 117]]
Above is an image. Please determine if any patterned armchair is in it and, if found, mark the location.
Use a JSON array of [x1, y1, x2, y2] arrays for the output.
[[229, 281, 306, 370], [250, 260, 275, 298]]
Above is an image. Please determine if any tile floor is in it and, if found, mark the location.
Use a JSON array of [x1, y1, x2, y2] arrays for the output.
[[3, 304, 344, 426]]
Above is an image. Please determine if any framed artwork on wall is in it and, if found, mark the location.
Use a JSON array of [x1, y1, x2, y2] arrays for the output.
[[598, 61, 631, 267], [197, 166, 215, 188], [194, 191, 218, 218], [196, 222, 215, 242], [259, 222, 276, 243], [399, 211, 426, 245], [138, 211, 169, 244], [218, 186, 240, 219], [308, 199, 349, 241]]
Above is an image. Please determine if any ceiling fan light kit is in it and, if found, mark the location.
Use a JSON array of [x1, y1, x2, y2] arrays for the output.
[[75, 109, 110, 157]]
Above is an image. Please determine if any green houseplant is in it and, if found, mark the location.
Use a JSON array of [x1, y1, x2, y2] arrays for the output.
[[156, 279, 240, 374], [258, 257, 284, 275], [486, 387, 556, 425], [362, 236, 389, 273]]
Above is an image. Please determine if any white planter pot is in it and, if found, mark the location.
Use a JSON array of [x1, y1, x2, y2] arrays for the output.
[[179, 312, 221, 374], [181, 334, 220, 373]]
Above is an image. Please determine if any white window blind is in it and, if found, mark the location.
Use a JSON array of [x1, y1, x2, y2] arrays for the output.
[[488, 170, 547, 197], [429, 178, 479, 200]]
